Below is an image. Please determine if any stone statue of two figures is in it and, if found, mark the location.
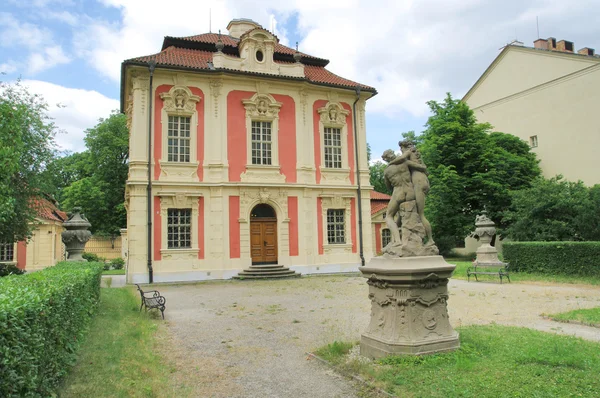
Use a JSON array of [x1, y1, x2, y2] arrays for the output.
[[381, 140, 439, 257]]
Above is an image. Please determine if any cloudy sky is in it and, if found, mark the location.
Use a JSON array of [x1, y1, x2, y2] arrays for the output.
[[2, 0, 599, 158]]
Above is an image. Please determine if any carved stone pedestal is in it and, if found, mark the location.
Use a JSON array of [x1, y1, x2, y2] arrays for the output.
[[359, 256, 460, 358]]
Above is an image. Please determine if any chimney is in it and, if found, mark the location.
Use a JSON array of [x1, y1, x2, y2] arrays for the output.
[[578, 47, 595, 56], [547, 37, 557, 50], [534, 39, 548, 50], [556, 39, 574, 52]]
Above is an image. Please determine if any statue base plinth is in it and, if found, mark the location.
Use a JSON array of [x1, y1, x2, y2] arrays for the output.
[[359, 256, 459, 359]]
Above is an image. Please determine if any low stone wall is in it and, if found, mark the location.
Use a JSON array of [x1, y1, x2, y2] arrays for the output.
[[85, 236, 122, 260]]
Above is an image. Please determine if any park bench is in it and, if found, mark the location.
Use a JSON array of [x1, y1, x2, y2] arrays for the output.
[[467, 261, 510, 284], [135, 284, 166, 319]]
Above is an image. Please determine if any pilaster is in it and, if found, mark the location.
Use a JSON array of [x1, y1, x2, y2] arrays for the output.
[[129, 72, 151, 182]]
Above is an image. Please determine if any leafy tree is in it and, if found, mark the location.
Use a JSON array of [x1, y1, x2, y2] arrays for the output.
[[503, 176, 600, 241], [59, 112, 128, 236], [369, 160, 391, 195], [418, 94, 540, 254], [0, 80, 58, 243], [43, 151, 92, 201]]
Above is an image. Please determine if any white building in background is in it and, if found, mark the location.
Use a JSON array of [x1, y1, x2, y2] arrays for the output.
[[464, 37, 600, 186]]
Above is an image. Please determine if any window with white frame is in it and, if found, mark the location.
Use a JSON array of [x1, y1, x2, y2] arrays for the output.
[[167, 209, 191, 249], [382, 228, 391, 248], [327, 209, 346, 244], [0, 243, 14, 262], [251, 121, 272, 165], [324, 127, 342, 168], [167, 116, 191, 162], [529, 135, 538, 148]]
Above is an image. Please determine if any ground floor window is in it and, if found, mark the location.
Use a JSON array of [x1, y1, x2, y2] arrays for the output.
[[382, 228, 391, 248], [327, 209, 345, 244], [167, 209, 191, 249], [0, 243, 14, 262]]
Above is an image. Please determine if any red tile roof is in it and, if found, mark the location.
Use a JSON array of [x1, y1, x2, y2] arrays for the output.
[[370, 191, 391, 200], [175, 33, 240, 47], [165, 33, 326, 62], [132, 46, 214, 69], [370, 191, 391, 215], [32, 198, 67, 222], [370, 201, 388, 216], [126, 32, 376, 93]]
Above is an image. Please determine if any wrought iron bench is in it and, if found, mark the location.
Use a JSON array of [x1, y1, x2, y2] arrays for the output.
[[135, 284, 166, 319], [467, 261, 510, 284]]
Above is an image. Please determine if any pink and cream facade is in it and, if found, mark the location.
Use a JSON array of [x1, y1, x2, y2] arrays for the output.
[[121, 19, 377, 283]]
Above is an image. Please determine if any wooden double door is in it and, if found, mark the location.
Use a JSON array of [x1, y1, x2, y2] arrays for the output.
[[250, 218, 278, 264]]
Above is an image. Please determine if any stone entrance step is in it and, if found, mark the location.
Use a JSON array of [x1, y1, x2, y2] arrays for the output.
[[233, 265, 301, 280]]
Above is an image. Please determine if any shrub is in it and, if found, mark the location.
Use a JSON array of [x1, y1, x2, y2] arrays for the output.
[[110, 257, 125, 270], [0, 261, 103, 396], [0, 263, 25, 277], [82, 252, 100, 262], [503, 242, 600, 277], [103, 262, 111, 271]]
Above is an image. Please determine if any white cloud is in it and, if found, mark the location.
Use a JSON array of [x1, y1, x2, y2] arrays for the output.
[[45, 10, 80, 26], [72, 1, 294, 82], [269, 14, 290, 47], [27, 46, 71, 74], [73, 0, 600, 122], [0, 12, 73, 74], [0, 61, 19, 74], [20, 80, 120, 153], [0, 12, 51, 49]]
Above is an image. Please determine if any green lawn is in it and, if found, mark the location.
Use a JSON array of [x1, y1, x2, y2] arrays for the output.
[[447, 260, 600, 285], [102, 269, 126, 275], [549, 307, 600, 328], [315, 324, 600, 397], [59, 288, 186, 397]]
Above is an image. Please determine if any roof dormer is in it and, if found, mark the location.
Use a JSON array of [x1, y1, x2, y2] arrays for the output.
[[212, 19, 304, 78], [238, 27, 280, 75]]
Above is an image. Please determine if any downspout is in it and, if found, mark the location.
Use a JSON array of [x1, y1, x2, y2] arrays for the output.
[[352, 86, 365, 266], [147, 60, 157, 284]]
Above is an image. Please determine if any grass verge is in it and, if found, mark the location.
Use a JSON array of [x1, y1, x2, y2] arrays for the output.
[[315, 324, 600, 397], [102, 269, 126, 275], [58, 287, 185, 397], [447, 260, 600, 285], [549, 307, 600, 328]]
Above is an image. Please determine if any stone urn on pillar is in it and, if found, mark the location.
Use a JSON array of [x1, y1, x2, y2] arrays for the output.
[[360, 141, 459, 358], [473, 211, 502, 264], [61, 207, 92, 261]]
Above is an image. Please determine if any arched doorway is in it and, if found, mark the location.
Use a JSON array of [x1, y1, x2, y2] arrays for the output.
[[250, 204, 278, 264]]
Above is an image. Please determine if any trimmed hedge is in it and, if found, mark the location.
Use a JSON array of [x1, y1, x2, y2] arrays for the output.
[[503, 242, 600, 277], [0, 263, 25, 277], [0, 261, 103, 397]]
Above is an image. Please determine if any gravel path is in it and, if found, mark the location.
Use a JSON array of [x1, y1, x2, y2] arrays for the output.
[[153, 276, 600, 397]]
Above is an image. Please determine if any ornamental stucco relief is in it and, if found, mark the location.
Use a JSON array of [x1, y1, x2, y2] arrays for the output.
[[242, 93, 282, 119], [317, 102, 349, 126], [160, 85, 201, 116]]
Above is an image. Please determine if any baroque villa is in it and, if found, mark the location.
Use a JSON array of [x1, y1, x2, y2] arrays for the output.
[[120, 19, 381, 283]]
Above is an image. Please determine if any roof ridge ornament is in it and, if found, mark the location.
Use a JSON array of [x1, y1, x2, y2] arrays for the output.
[[293, 41, 301, 63], [216, 30, 224, 52]]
